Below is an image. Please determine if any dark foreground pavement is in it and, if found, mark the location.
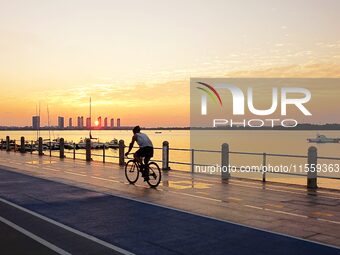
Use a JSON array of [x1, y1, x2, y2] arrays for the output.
[[0, 221, 58, 255], [0, 168, 339, 255]]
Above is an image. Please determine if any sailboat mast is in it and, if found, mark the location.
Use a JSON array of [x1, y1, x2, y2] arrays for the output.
[[38, 102, 41, 138], [35, 104, 38, 140], [89, 97, 92, 138], [47, 105, 51, 142]]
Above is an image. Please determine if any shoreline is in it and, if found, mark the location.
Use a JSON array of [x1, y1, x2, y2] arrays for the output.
[[1, 126, 340, 131]]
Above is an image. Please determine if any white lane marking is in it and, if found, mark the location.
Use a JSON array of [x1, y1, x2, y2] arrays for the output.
[[0, 198, 134, 255], [91, 176, 119, 183], [0, 215, 71, 255], [170, 172, 340, 200], [244, 205, 308, 218], [134, 183, 164, 191], [44, 167, 60, 172], [64, 171, 86, 177], [317, 218, 340, 225], [168, 190, 222, 202], [244, 204, 263, 210]]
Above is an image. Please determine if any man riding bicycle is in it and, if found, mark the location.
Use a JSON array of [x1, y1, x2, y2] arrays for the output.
[[125, 126, 154, 181]]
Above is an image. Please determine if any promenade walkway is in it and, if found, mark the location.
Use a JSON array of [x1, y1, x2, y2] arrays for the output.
[[0, 150, 339, 254]]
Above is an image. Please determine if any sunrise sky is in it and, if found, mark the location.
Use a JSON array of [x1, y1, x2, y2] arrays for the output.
[[1, 0, 339, 127]]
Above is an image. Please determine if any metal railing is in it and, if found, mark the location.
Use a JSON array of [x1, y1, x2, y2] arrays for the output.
[[1, 135, 340, 189]]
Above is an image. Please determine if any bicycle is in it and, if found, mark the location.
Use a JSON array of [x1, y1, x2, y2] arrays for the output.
[[125, 156, 162, 188]]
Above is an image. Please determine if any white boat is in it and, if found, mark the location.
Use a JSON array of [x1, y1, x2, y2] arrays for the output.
[[106, 139, 119, 149], [47, 138, 74, 150], [33, 140, 49, 151], [307, 134, 340, 143], [77, 138, 104, 149]]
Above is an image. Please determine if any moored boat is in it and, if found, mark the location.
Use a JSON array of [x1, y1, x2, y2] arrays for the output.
[[106, 139, 119, 149], [307, 134, 340, 143]]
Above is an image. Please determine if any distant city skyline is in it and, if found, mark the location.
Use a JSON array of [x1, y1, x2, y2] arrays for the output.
[[29, 115, 121, 129]]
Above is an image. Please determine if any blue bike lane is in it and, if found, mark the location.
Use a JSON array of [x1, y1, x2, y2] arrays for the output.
[[0, 168, 339, 255]]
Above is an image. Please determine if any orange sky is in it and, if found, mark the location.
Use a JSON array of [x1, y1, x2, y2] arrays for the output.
[[0, 1, 339, 127]]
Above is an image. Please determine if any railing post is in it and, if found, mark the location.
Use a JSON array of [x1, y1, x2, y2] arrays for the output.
[[119, 140, 125, 166], [59, 138, 65, 158], [86, 138, 91, 162], [162, 141, 170, 170], [307, 146, 317, 189], [49, 141, 52, 157], [6, 136, 10, 151], [262, 153, 267, 182], [14, 140, 17, 152], [73, 143, 76, 159], [103, 144, 106, 163], [191, 149, 195, 173], [38, 137, 43, 156], [20, 137, 25, 153], [221, 143, 230, 180]]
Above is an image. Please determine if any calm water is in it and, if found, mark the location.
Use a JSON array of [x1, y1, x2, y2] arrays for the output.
[[1, 130, 340, 189]]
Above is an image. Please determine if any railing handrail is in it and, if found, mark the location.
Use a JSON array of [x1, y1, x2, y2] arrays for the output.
[[2, 136, 340, 186], [3, 137, 340, 160]]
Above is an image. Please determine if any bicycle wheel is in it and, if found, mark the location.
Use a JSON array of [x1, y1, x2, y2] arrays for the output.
[[125, 160, 139, 184], [147, 162, 161, 188]]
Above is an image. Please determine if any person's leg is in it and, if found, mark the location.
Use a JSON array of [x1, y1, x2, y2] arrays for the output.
[[135, 149, 148, 178], [143, 156, 150, 165], [144, 156, 150, 171], [133, 149, 143, 167], [143, 147, 153, 180], [142, 156, 150, 180]]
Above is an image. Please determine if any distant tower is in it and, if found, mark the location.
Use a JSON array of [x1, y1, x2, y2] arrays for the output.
[[117, 118, 121, 128], [110, 118, 114, 128], [77, 116, 81, 128], [32, 116, 40, 130], [58, 116, 64, 129], [69, 117, 72, 128], [104, 117, 108, 128], [86, 117, 91, 129], [80, 116, 84, 128], [97, 116, 102, 127]]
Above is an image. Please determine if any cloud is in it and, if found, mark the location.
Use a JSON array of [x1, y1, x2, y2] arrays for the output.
[[2, 61, 339, 127], [226, 62, 340, 78], [32, 80, 189, 108]]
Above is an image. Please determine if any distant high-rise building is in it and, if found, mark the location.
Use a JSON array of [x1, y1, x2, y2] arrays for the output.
[[69, 117, 72, 128], [97, 116, 102, 127], [58, 116, 64, 129], [117, 118, 121, 128], [104, 117, 108, 128], [110, 118, 114, 128], [77, 116, 81, 128], [80, 116, 84, 128], [86, 117, 91, 129], [32, 116, 40, 130]]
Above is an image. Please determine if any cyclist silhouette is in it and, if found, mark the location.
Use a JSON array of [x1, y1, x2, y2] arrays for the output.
[[125, 126, 154, 181]]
